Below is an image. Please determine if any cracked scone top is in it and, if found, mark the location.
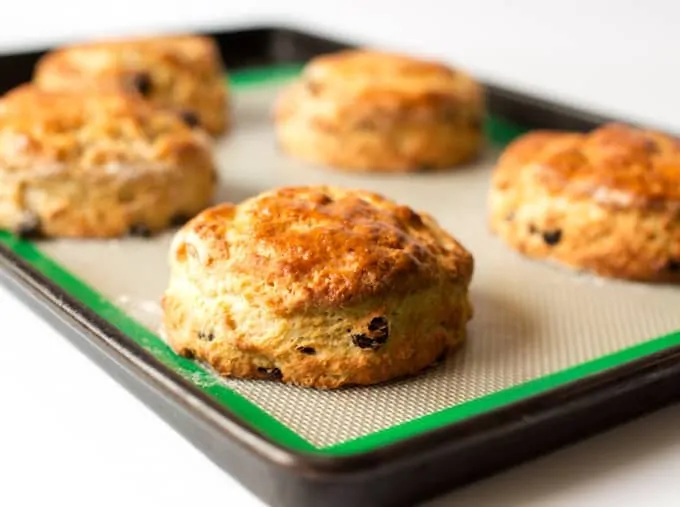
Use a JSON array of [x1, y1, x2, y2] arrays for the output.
[[33, 34, 229, 135], [489, 123, 680, 282], [162, 186, 474, 389], [274, 49, 485, 172], [0, 85, 216, 238]]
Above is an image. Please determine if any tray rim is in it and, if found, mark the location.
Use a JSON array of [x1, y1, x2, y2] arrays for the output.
[[4, 229, 680, 477], [0, 24, 679, 480]]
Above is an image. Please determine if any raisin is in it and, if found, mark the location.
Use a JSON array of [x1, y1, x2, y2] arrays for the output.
[[257, 367, 283, 380], [128, 223, 152, 238], [368, 318, 389, 343], [352, 334, 377, 349], [542, 229, 562, 246], [129, 72, 152, 96], [179, 110, 200, 128], [368, 316, 388, 335], [668, 259, 680, 272], [170, 213, 191, 227], [197, 331, 215, 342], [296, 346, 316, 355], [352, 324, 388, 350], [182, 349, 196, 360], [15, 213, 42, 239]]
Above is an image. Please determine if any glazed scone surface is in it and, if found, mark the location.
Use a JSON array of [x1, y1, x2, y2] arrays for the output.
[[162, 186, 474, 389], [0, 85, 216, 238], [33, 34, 229, 135], [490, 122, 680, 282], [275, 49, 485, 172]]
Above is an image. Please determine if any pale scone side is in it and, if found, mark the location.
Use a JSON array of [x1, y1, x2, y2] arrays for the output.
[[34, 35, 229, 136], [274, 50, 485, 172], [489, 124, 680, 282], [0, 86, 217, 238]]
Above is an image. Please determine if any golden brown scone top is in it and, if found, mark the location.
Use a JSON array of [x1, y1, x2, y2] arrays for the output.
[[493, 123, 680, 210], [299, 49, 483, 111], [0, 85, 209, 174], [34, 34, 224, 87], [172, 186, 473, 315]]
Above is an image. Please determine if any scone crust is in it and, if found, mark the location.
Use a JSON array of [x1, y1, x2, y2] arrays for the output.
[[33, 34, 228, 135], [489, 123, 680, 282], [0, 85, 217, 238], [275, 50, 485, 172], [162, 186, 474, 388]]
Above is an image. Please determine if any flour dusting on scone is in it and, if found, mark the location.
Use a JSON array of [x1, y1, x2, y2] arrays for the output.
[[162, 186, 474, 389], [0, 85, 217, 238], [489, 122, 680, 283], [274, 49, 485, 172], [33, 34, 229, 136]]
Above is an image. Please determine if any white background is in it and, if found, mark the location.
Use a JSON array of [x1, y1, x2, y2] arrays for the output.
[[1, 1, 680, 505]]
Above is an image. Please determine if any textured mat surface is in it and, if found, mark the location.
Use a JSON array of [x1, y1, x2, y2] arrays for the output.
[[39, 80, 680, 448]]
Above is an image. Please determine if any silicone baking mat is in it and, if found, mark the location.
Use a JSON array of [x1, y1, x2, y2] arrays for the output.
[[2, 65, 679, 454]]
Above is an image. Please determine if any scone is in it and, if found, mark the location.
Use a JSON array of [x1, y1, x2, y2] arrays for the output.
[[0, 85, 216, 239], [162, 186, 474, 389], [489, 122, 680, 283], [274, 49, 485, 172], [33, 34, 229, 136]]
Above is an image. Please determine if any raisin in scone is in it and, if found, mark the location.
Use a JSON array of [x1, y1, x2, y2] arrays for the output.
[[489, 123, 680, 283], [162, 186, 474, 389], [274, 49, 485, 172], [0, 85, 216, 238], [33, 34, 228, 136]]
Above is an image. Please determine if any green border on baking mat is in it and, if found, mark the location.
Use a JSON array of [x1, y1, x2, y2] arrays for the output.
[[2, 65, 679, 457]]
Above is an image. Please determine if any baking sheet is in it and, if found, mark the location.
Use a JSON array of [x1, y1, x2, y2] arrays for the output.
[[36, 78, 680, 448]]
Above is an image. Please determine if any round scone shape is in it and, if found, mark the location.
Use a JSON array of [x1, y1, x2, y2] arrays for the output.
[[33, 34, 229, 135], [489, 122, 680, 283], [162, 186, 474, 389], [0, 85, 217, 238], [274, 49, 485, 172]]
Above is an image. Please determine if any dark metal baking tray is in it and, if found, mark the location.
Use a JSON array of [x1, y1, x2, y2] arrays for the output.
[[1, 25, 679, 507]]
